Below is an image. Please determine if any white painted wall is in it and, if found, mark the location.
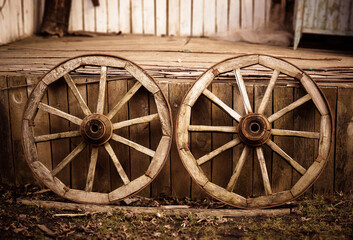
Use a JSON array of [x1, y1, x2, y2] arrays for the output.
[[0, 0, 44, 45], [1, 0, 272, 44]]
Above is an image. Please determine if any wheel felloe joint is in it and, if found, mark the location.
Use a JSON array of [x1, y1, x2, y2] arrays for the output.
[[238, 113, 271, 147]]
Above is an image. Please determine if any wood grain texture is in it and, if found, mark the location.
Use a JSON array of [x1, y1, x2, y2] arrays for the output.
[[156, 0, 167, 36], [211, 83, 233, 189], [170, 82, 191, 197], [108, 78, 130, 191], [0, 76, 14, 184], [292, 87, 316, 196], [128, 80, 151, 197], [335, 87, 353, 194], [9, 76, 36, 186], [191, 90, 211, 199], [271, 86, 293, 193], [151, 82, 171, 196], [313, 87, 336, 195]]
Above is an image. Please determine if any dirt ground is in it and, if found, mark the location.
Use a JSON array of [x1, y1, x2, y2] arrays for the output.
[[0, 183, 352, 239]]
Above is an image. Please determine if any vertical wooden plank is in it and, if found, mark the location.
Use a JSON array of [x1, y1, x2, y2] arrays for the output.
[[151, 82, 170, 196], [169, 0, 180, 35], [84, 0, 96, 31], [108, 79, 130, 191], [192, 0, 203, 36], [349, 0, 353, 32], [293, 87, 316, 195], [87, 76, 111, 192], [129, 80, 150, 197], [335, 87, 353, 194], [271, 86, 293, 193], [0, 76, 15, 185], [313, 87, 336, 195], [170, 82, 191, 197], [338, 0, 351, 32], [325, 0, 340, 31], [23, 0, 35, 36], [26, 77, 52, 171], [253, 0, 266, 30], [156, 0, 167, 36], [229, 0, 240, 34], [8, 0, 21, 42], [143, 0, 155, 34], [69, 0, 84, 32], [68, 77, 90, 190], [191, 88, 211, 199], [265, 0, 271, 27], [120, 0, 131, 33], [107, 0, 120, 33], [96, 0, 108, 32], [203, 0, 216, 35], [48, 79, 71, 186], [180, 0, 191, 36], [211, 83, 233, 189], [8, 76, 35, 186], [252, 85, 273, 196], [34, 0, 45, 33], [0, 0, 9, 44], [313, 0, 328, 30], [233, 85, 253, 197], [241, 0, 253, 29], [303, 0, 316, 29], [216, 0, 228, 33], [132, 0, 143, 34]]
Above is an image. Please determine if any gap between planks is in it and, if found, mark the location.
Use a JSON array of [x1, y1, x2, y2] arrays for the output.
[[18, 199, 294, 217]]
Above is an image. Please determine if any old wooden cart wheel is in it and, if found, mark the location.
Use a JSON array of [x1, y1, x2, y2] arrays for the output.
[[176, 55, 332, 208], [22, 54, 172, 204]]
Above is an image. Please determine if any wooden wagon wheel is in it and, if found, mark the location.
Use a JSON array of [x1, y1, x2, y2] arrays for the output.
[[22, 54, 172, 204], [176, 54, 332, 208]]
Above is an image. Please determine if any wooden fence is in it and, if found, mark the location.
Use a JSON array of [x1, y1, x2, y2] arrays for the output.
[[0, 0, 272, 44], [69, 0, 272, 36], [0, 74, 352, 198]]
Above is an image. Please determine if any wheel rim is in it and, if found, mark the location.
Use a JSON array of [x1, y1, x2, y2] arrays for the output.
[[176, 54, 332, 208], [22, 54, 172, 204]]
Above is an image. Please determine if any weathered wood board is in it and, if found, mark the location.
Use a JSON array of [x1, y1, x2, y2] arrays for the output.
[[0, 35, 352, 200]]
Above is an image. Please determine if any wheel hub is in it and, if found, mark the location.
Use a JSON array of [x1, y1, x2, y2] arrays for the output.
[[238, 113, 271, 147], [80, 114, 113, 145]]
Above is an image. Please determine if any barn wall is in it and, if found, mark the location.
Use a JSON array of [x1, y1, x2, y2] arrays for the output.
[[1, 74, 352, 198], [69, 0, 272, 36], [0, 0, 272, 45], [0, 0, 44, 45]]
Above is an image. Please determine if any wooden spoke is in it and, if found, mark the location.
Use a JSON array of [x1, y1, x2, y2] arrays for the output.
[[257, 70, 279, 114], [234, 69, 252, 114], [256, 147, 272, 195], [52, 141, 87, 176], [104, 142, 130, 184], [188, 125, 238, 133], [113, 113, 159, 130], [34, 130, 81, 143], [85, 147, 99, 192], [111, 133, 155, 157], [203, 89, 242, 122], [226, 145, 250, 192], [106, 81, 142, 120], [268, 94, 311, 123], [197, 137, 241, 165], [266, 140, 306, 175], [96, 66, 107, 114], [38, 102, 82, 125], [64, 74, 91, 116], [271, 129, 320, 139]]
